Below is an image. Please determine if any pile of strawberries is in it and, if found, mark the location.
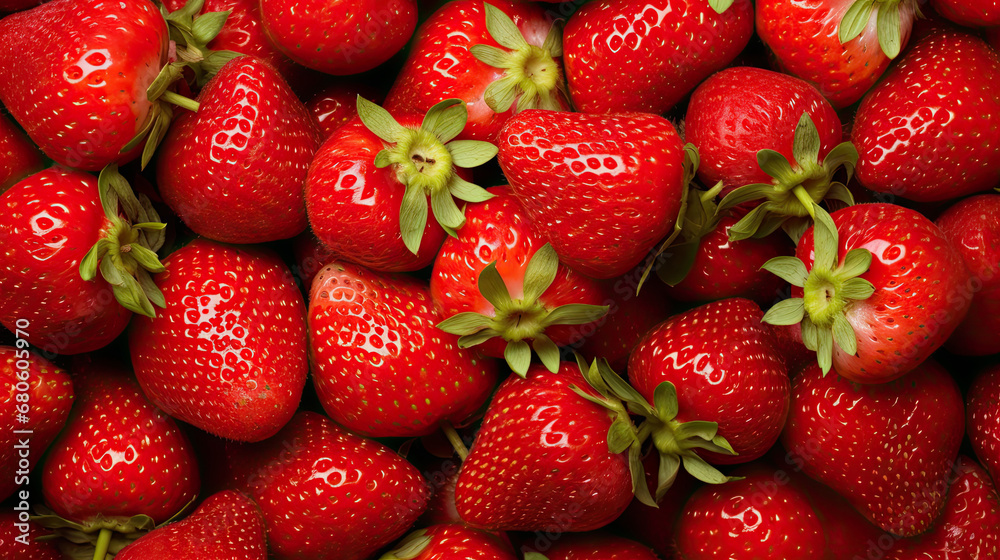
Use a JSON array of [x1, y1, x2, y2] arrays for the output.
[[2, 0, 1000, 558]]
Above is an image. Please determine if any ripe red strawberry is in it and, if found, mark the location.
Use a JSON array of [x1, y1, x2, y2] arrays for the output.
[[628, 298, 790, 467], [562, 0, 754, 115], [38, 354, 200, 558], [382, 524, 517, 559], [762, 203, 970, 383], [114, 490, 267, 560], [219, 411, 429, 560], [306, 98, 497, 271], [0, 0, 168, 170], [0, 166, 167, 356], [307, 260, 498, 438], [0, 113, 43, 193], [929, 0, 1000, 27], [852, 31, 1000, 202], [0, 510, 60, 560], [431, 186, 607, 375], [522, 532, 659, 560], [454, 361, 634, 532], [781, 359, 964, 537], [967, 365, 1000, 487], [129, 238, 309, 442], [155, 55, 321, 244], [1, 347, 73, 501], [258, 0, 417, 75], [385, 0, 569, 143], [935, 194, 1000, 356], [306, 80, 384, 139], [882, 456, 1000, 558], [497, 109, 685, 279]]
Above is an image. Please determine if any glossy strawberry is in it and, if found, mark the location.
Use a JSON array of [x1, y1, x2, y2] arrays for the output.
[[129, 238, 309, 442], [306, 80, 384, 139], [219, 411, 429, 560], [756, 0, 920, 108], [935, 194, 1000, 356], [497, 109, 685, 279], [0, 510, 60, 560], [762, 203, 970, 383], [307, 260, 498, 438], [259, 0, 417, 75], [0, 112, 43, 193], [0, 347, 73, 502], [156, 55, 321, 244], [385, 0, 569, 143], [0, 166, 167, 356], [115, 490, 267, 560], [852, 31, 1000, 202], [562, 0, 754, 115], [382, 524, 517, 559], [929, 0, 1000, 27], [781, 359, 964, 537], [0, 0, 168, 170], [523, 532, 659, 560], [968, 365, 1000, 487]]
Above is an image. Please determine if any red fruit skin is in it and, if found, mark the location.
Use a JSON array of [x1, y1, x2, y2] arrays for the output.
[[385, 0, 569, 143], [220, 411, 429, 560], [935, 194, 1000, 356], [405, 524, 517, 559], [852, 31, 1000, 202], [610, 461, 698, 559], [129, 239, 308, 443], [675, 463, 828, 559], [156, 56, 321, 244], [0, 347, 73, 501], [498, 110, 685, 279], [562, 0, 754, 115], [795, 203, 971, 383], [666, 213, 794, 306], [524, 532, 660, 559], [0, 0, 167, 170], [306, 80, 384, 140], [455, 362, 633, 533], [769, 323, 815, 375], [930, 0, 1000, 27], [684, 66, 843, 191], [0, 167, 132, 356], [115, 490, 267, 560], [968, 365, 1000, 487], [305, 115, 448, 272], [791, 468, 887, 559], [882, 456, 1000, 559], [429, 185, 607, 358], [780, 359, 965, 537], [628, 298, 790, 465], [41, 356, 200, 524], [307, 261, 498, 438], [259, 0, 417, 75], [0, 112, 43, 193], [0, 510, 61, 560]]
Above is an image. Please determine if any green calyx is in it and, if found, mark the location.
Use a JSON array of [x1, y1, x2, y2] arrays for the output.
[[357, 96, 498, 254], [469, 2, 566, 114], [839, 0, 922, 59], [761, 206, 875, 375], [437, 243, 608, 377], [707, 0, 736, 13], [79, 164, 167, 319], [378, 529, 432, 560], [715, 113, 858, 244]]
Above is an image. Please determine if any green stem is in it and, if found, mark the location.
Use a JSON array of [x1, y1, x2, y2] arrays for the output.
[[92, 528, 112, 560], [440, 421, 469, 461], [792, 185, 817, 220], [160, 90, 200, 112]]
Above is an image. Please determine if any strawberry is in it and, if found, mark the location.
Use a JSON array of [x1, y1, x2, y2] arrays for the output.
[[155, 55, 321, 244], [385, 0, 570, 143], [381, 524, 517, 559], [258, 0, 417, 75], [431, 186, 608, 375], [929, 0, 1000, 27], [306, 97, 497, 271], [114, 490, 267, 560], [0, 347, 73, 501], [129, 238, 309, 442], [37, 354, 200, 558], [290, 230, 336, 288], [0, 112, 43, 194], [780, 359, 964, 537], [0, 166, 167, 356], [561, 0, 754, 115], [0, 510, 60, 560], [496, 109, 686, 279], [521, 532, 659, 560], [967, 365, 1000, 487], [307, 260, 498, 438], [0, 0, 168, 170], [881, 456, 1000, 558], [610, 460, 699, 558], [306, 80, 384, 140], [218, 410, 429, 560], [756, 0, 920, 108], [935, 194, 1000, 356], [852, 31, 1000, 202], [761, 203, 970, 383]]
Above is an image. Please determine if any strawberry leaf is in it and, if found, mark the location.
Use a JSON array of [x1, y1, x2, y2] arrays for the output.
[[523, 243, 558, 303], [420, 98, 466, 144], [653, 381, 680, 420], [532, 334, 561, 373], [877, 0, 903, 59], [839, 0, 876, 45], [832, 314, 859, 356], [430, 186, 466, 230], [841, 277, 876, 300], [482, 2, 529, 51], [681, 452, 736, 485], [543, 303, 609, 326], [505, 339, 532, 376], [761, 256, 809, 287], [762, 298, 806, 326], [448, 140, 499, 168], [449, 176, 494, 203], [400, 183, 430, 254], [190, 9, 231, 45], [707, 0, 736, 13], [357, 95, 407, 143], [791, 112, 821, 167]]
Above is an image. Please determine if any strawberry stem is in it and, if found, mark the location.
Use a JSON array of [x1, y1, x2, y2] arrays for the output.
[[160, 90, 200, 113], [92, 528, 112, 560], [440, 421, 469, 461]]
